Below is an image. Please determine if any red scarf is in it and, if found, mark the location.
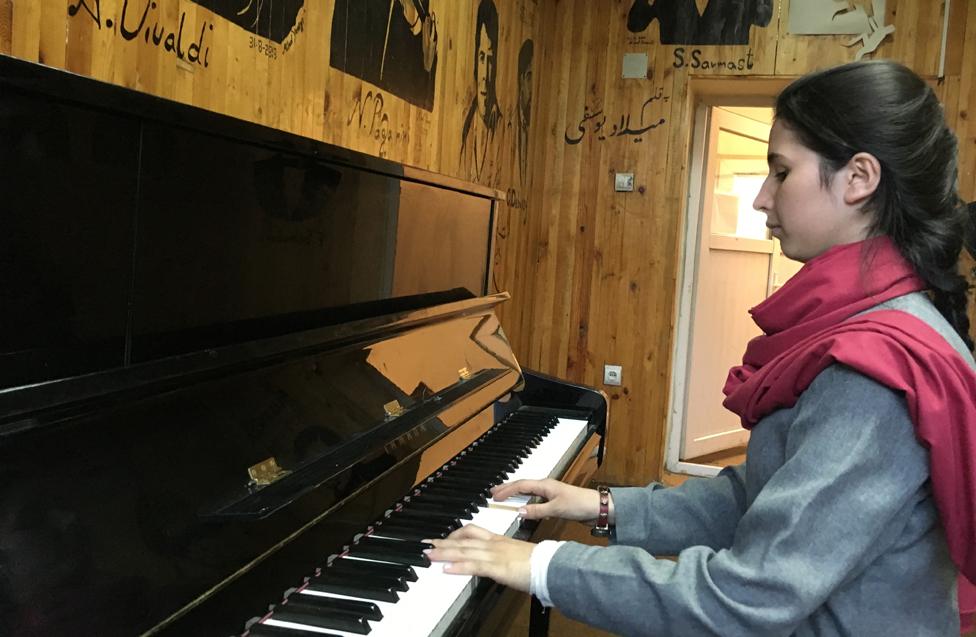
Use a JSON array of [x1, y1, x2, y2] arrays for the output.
[[721, 237, 976, 629]]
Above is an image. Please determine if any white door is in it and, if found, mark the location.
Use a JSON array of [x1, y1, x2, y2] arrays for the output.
[[679, 107, 801, 461]]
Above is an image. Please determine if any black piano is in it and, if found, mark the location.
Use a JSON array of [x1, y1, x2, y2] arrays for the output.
[[0, 55, 608, 637]]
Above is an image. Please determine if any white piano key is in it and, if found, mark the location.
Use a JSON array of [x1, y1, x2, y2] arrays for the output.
[[258, 416, 590, 637]]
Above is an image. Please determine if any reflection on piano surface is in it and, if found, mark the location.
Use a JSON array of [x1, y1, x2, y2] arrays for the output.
[[0, 55, 607, 637]]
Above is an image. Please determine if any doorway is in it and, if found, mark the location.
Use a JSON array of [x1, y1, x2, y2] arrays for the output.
[[667, 104, 802, 477]]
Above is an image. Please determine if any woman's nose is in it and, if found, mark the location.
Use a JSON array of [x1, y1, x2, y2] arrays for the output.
[[753, 179, 772, 213]]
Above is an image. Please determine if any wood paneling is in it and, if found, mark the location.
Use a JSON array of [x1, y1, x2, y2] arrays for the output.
[[3, 0, 975, 485]]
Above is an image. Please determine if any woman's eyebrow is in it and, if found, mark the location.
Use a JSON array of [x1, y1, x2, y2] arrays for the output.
[[767, 151, 785, 165]]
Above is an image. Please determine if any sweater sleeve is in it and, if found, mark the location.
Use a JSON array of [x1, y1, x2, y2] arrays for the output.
[[612, 463, 748, 554], [545, 366, 934, 637]]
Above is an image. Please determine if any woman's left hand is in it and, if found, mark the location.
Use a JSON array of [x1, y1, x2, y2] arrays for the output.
[[424, 524, 534, 592]]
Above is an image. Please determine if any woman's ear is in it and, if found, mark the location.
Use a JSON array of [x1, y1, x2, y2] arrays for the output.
[[843, 152, 882, 205]]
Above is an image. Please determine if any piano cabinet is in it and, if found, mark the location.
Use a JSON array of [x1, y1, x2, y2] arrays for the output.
[[0, 55, 608, 637]]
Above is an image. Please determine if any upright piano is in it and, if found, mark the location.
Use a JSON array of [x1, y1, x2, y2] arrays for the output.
[[0, 55, 608, 636]]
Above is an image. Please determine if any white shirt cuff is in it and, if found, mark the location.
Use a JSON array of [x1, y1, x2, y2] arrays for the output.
[[529, 540, 566, 607]]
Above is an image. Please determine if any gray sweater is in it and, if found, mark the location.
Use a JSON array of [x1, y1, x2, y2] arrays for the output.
[[547, 293, 973, 636]]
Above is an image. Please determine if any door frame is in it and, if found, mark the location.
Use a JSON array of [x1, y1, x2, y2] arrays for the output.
[[664, 80, 788, 478]]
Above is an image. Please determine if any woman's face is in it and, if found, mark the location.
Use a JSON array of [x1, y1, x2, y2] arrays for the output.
[[476, 25, 495, 120], [753, 120, 873, 262]]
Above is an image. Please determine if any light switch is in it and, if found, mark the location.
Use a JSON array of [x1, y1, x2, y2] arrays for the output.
[[622, 53, 648, 79]]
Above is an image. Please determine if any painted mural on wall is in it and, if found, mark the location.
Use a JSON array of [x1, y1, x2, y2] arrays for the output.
[[192, 0, 304, 44], [330, 1, 439, 111], [66, 0, 307, 68], [509, 39, 532, 191], [626, 0, 773, 45], [67, 0, 217, 67], [789, 0, 895, 60], [460, 0, 503, 186]]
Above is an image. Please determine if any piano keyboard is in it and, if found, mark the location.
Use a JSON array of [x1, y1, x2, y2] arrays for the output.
[[243, 411, 590, 637]]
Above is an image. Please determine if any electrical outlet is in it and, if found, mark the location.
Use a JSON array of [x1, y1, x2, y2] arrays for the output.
[[603, 364, 622, 386]]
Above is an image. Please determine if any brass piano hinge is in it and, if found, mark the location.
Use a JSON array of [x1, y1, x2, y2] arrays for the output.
[[384, 400, 405, 419], [458, 367, 472, 381], [248, 457, 290, 487]]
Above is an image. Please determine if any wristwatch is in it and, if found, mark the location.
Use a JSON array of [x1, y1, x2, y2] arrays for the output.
[[591, 485, 612, 537]]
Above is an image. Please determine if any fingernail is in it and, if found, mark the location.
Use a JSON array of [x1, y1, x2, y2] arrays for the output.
[[423, 548, 432, 554], [442, 562, 453, 572], [518, 507, 527, 516]]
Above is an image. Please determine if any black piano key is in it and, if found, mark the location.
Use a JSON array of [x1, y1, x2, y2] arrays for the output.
[[319, 568, 409, 592], [454, 456, 520, 473], [417, 487, 488, 507], [447, 456, 515, 478], [329, 557, 418, 582], [475, 438, 536, 451], [460, 445, 524, 457], [509, 422, 555, 433], [506, 419, 554, 431], [358, 536, 433, 554], [386, 508, 463, 532], [428, 473, 493, 489], [439, 467, 507, 483], [400, 500, 474, 519], [411, 491, 484, 509], [427, 479, 493, 498], [346, 539, 432, 567], [376, 515, 456, 535], [247, 622, 343, 637], [486, 431, 545, 447], [289, 592, 384, 620], [371, 524, 441, 541], [304, 575, 401, 603], [375, 520, 452, 539], [270, 608, 372, 635]]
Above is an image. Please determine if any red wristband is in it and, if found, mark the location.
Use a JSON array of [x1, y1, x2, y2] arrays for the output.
[[591, 485, 611, 537]]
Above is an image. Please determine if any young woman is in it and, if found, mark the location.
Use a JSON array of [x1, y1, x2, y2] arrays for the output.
[[426, 60, 976, 635]]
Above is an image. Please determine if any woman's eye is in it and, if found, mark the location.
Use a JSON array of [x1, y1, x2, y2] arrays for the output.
[[774, 170, 788, 182]]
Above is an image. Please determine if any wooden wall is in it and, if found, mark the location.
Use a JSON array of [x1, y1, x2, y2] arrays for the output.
[[3, 0, 975, 486]]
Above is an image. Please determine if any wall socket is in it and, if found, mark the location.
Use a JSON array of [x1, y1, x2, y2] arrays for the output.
[[603, 364, 623, 386]]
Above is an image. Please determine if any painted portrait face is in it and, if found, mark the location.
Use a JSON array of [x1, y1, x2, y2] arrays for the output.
[[476, 24, 495, 120], [752, 120, 873, 262], [519, 65, 532, 121]]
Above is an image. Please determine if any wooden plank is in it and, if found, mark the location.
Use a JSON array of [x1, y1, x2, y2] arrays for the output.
[[10, 0, 41, 61], [0, 0, 10, 54]]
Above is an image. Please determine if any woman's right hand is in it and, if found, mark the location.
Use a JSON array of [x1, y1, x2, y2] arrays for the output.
[[490, 479, 614, 524]]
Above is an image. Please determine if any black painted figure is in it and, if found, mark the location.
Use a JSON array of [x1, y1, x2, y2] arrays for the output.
[[460, 0, 503, 185], [193, 0, 305, 44], [330, 0, 439, 111], [627, 0, 773, 45]]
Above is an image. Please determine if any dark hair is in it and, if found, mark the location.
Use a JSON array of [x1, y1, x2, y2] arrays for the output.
[[518, 38, 533, 76], [776, 60, 976, 350], [474, 0, 499, 88]]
